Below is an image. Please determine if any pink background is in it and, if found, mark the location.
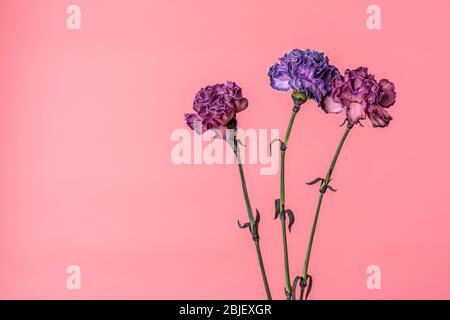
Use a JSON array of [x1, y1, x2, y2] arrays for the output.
[[0, 0, 449, 299]]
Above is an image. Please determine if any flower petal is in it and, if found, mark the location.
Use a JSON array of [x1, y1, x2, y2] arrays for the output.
[[321, 95, 345, 114], [346, 102, 366, 124], [366, 104, 393, 128], [377, 79, 396, 108], [268, 64, 291, 91], [234, 98, 248, 113], [184, 113, 203, 134]]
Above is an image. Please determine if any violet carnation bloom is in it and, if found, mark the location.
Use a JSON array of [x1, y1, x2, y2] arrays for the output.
[[268, 49, 341, 105], [184, 82, 248, 139], [322, 67, 396, 127]]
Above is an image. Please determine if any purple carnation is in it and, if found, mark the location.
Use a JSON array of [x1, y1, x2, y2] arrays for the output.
[[184, 82, 248, 139], [322, 67, 396, 127], [268, 49, 341, 105]]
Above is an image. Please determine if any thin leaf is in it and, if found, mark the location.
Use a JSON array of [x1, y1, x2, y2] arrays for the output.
[[327, 185, 337, 192], [339, 118, 348, 127], [291, 276, 302, 300], [306, 177, 323, 185], [237, 220, 249, 229], [236, 139, 247, 147], [255, 209, 261, 225], [269, 139, 283, 156], [286, 209, 295, 232], [274, 199, 281, 219], [305, 275, 313, 300]]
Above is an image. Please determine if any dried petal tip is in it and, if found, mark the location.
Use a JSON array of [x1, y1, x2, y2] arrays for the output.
[[377, 79, 396, 108], [366, 104, 393, 128]]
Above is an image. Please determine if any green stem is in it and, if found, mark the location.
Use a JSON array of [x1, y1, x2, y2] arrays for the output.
[[254, 240, 271, 300], [280, 108, 299, 299], [300, 125, 352, 300], [234, 141, 272, 300]]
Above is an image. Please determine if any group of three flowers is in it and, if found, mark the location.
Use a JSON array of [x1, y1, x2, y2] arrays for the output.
[[184, 49, 397, 300]]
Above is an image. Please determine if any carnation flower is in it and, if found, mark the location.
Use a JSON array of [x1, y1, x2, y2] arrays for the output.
[[322, 67, 396, 127], [184, 82, 248, 139], [268, 49, 341, 106]]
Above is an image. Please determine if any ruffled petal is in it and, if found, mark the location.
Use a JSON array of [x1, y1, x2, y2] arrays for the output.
[[268, 64, 290, 91], [321, 95, 345, 114], [184, 113, 203, 134], [377, 79, 396, 108], [366, 104, 393, 128], [346, 102, 366, 124], [234, 98, 248, 113]]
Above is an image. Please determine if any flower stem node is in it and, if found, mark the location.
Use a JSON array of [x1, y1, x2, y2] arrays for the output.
[[291, 275, 313, 300], [284, 288, 292, 300], [237, 209, 261, 241], [269, 139, 286, 155], [274, 199, 295, 232], [306, 177, 337, 194]]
